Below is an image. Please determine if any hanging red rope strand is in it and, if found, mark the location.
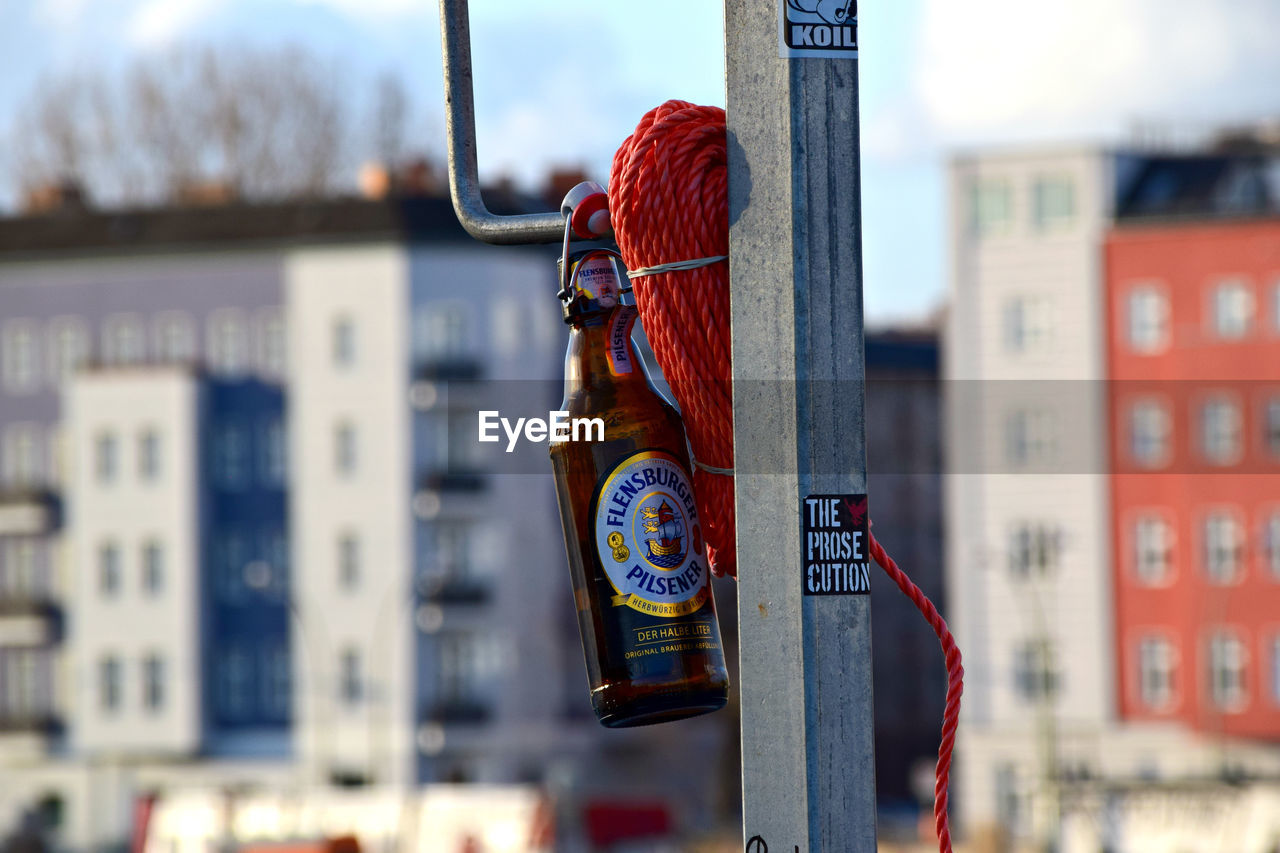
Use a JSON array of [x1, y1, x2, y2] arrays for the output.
[[608, 99, 963, 853]]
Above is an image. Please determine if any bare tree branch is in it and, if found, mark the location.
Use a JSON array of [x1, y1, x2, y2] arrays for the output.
[[5, 44, 413, 208]]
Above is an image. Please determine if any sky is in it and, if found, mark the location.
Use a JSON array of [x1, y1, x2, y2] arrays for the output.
[[1, 0, 1278, 324]]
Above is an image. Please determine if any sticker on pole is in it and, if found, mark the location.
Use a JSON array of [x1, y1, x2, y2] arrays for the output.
[[802, 494, 869, 595], [779, 0, 858, 59]]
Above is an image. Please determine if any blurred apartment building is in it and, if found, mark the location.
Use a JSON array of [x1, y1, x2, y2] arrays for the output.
[[863, 333, 947, 815], [946, 128, 1280, 844], [0, 193, 730, 851]]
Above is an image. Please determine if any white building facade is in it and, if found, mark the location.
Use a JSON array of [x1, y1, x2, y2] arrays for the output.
[[0, 199, 739, 853]]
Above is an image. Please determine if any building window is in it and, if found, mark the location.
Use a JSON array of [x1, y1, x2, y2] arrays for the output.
[[439, 410, 484, 471], [2, 539, 40, 599], [435, 632, 501, 713], [1031, 175, 1075, 230], [142, 653, 165, 712], [1129, 399, 1171, 468], [1208, 631, 1247, 711], [332, 315, 356, 368], [257, 309, 286, 377], [334, 421, 357, 477], [1272, 634, 1280, 706], [1133, 515, 1174, 585], [211, 422, 249, 489], [1264, 397, 1280, 458], [1126, 286, 1170, 353], [102, 314, 145, 365], [137, 429, 161, 481], [340, 647, 363, 705], [1008, 523, 1059, 577], [1200, 398, 1242, 465], [2, 321, 40, 392], [259, 417, 286, 487], [1203, 511, 1244, 584], [1137, 635, 1176, 710], [262, 528, 289, 597], [338, 533, 360, 591], [1273, 280, 1280, 334], [1005, 409, 1056, 467], [3, 424, 42, 489], [99, 656, 122, 713], [213, 531, 248, 603], [218, 647, 252, 721], [95, 431, 118, 484], [153, 313, 195, 363], [206, 310, 248, 374], [1210, 279, 1253, 340], [261, 643, 291, 720], [1013, 639, 1058, 701], [994, 764, 1020, 832], [419, 303, 472, 359], [47, 318, 89, 382], [1003, 295, 1053, 354], [969, 177, 1013, 237], [437, 523, 471, 579], [1263, 512, 1280, 581], [141, 539, 164, 595], [98, 541, 121, 596], [3, 648, 44, 719]]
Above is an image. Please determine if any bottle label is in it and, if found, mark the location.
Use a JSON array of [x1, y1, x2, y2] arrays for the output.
[[592, 449, 709, 617], [606, 307, 637, 376], [575, 255, 619, 308]]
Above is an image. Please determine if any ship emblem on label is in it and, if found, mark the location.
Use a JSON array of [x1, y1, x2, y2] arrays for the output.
[[593, 449, 710, 618], [641, 499, 685, 568]]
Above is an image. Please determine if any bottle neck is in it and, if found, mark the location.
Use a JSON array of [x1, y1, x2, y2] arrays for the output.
[[564, 306, 648, 396]]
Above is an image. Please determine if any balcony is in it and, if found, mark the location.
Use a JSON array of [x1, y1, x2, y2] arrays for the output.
[[418, 469, 488, 494], [422, 700, 492, 726], [0, 711, 60, 735], [0, 596, 61, 645], [0, 594, 58, 618], [0, 491, 58, 536], [418, 574, 491, 606], [415, 356, 484, 383]]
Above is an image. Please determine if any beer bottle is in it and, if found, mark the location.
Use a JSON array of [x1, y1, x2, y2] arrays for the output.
[[550, 249, 729, 727]]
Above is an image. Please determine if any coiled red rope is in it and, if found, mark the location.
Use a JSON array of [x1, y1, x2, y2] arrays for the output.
[[608, 99, 963, 852]]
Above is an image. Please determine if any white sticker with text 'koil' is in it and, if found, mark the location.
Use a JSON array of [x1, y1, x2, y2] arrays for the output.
[[779, 0, 858, 59]]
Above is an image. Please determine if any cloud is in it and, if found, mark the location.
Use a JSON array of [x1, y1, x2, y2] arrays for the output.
[[127, 0, 220, 47], [913, 0, 1280, 147], [34, 0, 96, 27], [287, 0, 423, 21]]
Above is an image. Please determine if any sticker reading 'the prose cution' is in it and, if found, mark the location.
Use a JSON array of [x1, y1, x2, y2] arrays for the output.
[[801, 493, 869, 595]]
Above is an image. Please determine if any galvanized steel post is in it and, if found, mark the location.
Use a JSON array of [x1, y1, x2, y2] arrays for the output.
[[726, 1, 877, 849]]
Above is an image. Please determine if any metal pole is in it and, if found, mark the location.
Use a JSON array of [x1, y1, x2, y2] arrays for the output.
[[726, 1, 876, 849], [437, 0, 570, 245]]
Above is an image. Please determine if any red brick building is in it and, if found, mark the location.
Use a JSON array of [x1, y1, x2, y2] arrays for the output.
[[1107, 209, 1280, 740]]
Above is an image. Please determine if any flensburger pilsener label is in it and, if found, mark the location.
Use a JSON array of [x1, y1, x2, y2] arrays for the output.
[[592, 449, 710, 618]]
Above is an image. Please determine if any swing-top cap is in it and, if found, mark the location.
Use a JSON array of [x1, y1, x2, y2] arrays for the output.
[[561, 181, 611, 240]]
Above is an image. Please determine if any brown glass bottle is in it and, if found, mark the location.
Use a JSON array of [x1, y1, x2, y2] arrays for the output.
[[549, 250, 729, 727]]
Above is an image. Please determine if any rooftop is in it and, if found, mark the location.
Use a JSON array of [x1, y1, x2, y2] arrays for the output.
[[1114, 152, 1280, 222], [0, 191, 547, 260]]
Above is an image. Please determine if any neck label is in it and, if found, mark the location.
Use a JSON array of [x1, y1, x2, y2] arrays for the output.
[[607, 307, 638, 376], [576, 256, 620, 307]]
